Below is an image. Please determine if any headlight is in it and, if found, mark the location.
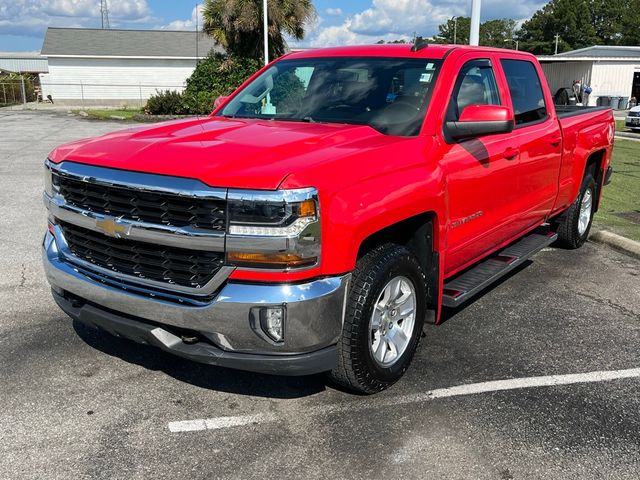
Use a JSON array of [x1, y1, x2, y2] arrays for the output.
[[226, 188, 320, 270], [44, 161, 54, 197]]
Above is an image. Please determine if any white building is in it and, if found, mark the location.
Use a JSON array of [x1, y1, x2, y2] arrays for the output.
[[539, 46, 640, 108], [40, 27, 222, 106], [0, 52, 49, 74]]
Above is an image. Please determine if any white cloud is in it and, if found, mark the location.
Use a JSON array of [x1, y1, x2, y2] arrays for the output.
[[310, 0, 546, 47], [0, 0, 152, 37], [159, 5, 204, 31], [325, 8, 343, 17]]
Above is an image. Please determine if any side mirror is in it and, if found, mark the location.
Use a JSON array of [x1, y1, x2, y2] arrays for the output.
[[214, 95, 229, 109], [445, 105, 514, 140]]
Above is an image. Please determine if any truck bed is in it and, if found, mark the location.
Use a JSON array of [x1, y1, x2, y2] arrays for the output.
[[555, 105, 611, 119]]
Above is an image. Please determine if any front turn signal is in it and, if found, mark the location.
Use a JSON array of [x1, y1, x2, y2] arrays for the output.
[[226, 252, 317, 269]]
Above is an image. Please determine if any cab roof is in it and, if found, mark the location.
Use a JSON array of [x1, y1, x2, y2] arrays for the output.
[[285, 44, 534, 61]]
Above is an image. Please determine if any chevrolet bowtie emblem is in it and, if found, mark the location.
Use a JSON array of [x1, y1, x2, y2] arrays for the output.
[[95, 217, 130, 238]]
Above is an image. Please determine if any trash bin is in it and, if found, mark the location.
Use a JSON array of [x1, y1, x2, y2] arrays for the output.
[[619, 96, 629, 110], [597, 96, 611, 107], [610, 96, 621, 109]]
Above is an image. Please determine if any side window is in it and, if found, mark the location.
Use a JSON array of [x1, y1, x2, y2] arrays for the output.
[[448, 60, 501, 121], [500, 59, 547, 126]]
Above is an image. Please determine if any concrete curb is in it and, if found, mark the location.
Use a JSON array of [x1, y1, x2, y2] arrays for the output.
[[590, 230, 640, 260], [615, 131, 640, 141]]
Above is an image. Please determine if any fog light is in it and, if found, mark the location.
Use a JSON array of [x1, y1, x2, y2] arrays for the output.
[[260, 306, 286, 343]]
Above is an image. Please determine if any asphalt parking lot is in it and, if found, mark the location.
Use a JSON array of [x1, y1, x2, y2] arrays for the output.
[[1, 111, 639, 480]]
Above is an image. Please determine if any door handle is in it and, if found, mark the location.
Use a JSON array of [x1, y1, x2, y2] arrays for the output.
[[503, 147, 519, 160], [550, 138, 561, 147]]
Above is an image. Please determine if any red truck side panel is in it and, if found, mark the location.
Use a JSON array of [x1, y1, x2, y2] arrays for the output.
[[553, 110, 615, 214]]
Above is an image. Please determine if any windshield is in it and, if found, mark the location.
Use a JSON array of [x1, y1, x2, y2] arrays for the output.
[[218, 57, 442, 136]]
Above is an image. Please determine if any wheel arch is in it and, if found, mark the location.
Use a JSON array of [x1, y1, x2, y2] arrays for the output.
[[356, 211, 440, 318], [584, 148, 606, 211]]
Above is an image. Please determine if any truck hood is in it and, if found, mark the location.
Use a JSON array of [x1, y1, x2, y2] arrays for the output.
[[49, 116, 393, 190]]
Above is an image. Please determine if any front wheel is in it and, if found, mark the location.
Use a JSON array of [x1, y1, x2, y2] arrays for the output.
[[554, 174, 596, 249], [329, 244, 426, 394]]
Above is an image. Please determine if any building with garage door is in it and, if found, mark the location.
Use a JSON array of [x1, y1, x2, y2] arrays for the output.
[[39, 27, 222, 106], [539, 46, 640, 109]]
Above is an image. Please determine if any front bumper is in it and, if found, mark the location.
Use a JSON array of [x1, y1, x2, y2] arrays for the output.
[[43, 230, 350, 375]]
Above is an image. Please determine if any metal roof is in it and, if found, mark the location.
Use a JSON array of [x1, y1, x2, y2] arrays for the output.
[[555, 45, 640, 58], [0, 52, 48, 73], [41, 27, 223, 58]]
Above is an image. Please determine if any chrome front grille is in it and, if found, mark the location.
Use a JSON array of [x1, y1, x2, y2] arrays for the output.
[[45, 160, 232, 294], [60, 222, 224, 289], [52, 170, 227, 231]]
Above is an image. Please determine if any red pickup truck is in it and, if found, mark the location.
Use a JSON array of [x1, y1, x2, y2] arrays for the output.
[[43, 44, 614, 393]]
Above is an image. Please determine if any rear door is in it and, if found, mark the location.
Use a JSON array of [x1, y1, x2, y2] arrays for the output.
[[496, 57, 562, 231], [440, 55, 523, 275]]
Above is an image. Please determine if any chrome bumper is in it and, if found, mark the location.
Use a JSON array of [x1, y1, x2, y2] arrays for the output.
[[43, 230, 350, 361]]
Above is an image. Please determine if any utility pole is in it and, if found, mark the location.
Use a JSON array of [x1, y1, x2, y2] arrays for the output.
[[195, 3, 199, 65], [100, 0, 110, 29], [263, 0, 269, 65], [453, 17, 457, 44], [470, 0, 481, 46], [554, 34, 560, 55]]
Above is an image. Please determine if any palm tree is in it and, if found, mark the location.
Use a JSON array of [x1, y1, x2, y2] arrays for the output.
[[202, 0, 316, 59]]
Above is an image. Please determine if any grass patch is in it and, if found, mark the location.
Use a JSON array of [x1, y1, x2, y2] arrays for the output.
[[72, 108, 194, 123], [75, 109, 141, 121], [593, 139, 640, 241]]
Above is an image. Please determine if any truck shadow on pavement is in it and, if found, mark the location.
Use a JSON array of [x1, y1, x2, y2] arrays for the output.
[[72, 321, 328, 399], [438, 260, 533, 325], [71, 259, 537, 398]]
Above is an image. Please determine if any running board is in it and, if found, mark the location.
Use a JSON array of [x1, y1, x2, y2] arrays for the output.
[[442, 230, 557, 307]]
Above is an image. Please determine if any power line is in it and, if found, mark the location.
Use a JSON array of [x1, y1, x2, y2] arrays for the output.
[[100, 0, 110, 29]]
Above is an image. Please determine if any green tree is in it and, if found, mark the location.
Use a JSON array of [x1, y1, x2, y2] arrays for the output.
[[434, 17, 517, 48], [202, 0, 316, 59], [183, 53, 262, 114], [435, 17, 471, 45], [518, 0, 599, 54], [518, 0, 640, 54]]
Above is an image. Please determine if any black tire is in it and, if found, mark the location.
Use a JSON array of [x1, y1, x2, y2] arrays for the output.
[[554, 174, 596, 249], [329, 244, 427, 394]]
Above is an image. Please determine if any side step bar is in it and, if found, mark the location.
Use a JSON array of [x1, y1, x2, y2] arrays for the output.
[[442, 230, 558, 307]]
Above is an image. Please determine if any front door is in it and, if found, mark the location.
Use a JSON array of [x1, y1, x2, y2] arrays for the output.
[[441, 57, 523, 275]]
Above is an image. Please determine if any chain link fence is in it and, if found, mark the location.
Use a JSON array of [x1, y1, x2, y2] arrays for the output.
[[1, 76, 186, 110]]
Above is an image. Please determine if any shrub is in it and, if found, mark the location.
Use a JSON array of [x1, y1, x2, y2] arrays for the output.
[[180, 54, 262, 114], [143, 54, 262, 115], [144, 90, 187, 115]]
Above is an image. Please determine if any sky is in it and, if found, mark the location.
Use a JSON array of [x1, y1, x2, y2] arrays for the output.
[[0, 0, 547, 53]]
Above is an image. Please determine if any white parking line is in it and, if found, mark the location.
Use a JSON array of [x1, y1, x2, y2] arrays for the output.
[[168, 367, 640, 433], [169, 412, 278, 433]]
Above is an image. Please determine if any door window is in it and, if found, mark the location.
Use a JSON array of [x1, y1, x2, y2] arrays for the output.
[[448, 60, 501, 121], [501, 59, 548, 126]]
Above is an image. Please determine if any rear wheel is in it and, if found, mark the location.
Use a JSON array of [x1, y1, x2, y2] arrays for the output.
[[329, 244, 426, 394], [554, 174, 596, 249]]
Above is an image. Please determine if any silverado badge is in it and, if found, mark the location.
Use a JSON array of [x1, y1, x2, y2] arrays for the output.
[[95, 217, 130, 238]]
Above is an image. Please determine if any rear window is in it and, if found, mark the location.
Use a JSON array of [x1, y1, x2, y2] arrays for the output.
[[501, 59, 548, 126]]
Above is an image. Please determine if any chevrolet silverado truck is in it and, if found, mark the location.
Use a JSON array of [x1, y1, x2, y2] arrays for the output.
[[43, 45, 614, 393]]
